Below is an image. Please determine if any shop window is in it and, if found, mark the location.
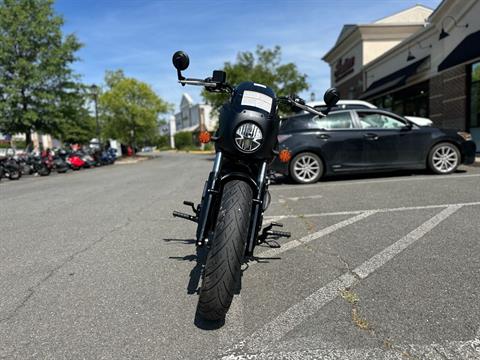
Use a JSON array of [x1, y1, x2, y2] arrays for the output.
[[368, 81, 428, 117]]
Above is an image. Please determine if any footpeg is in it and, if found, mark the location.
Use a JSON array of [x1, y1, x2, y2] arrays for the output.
[[183, 201, 199, 215], [258, 222, 291, 246], [267, 230, 291, 238], [172, 211, 198, 223]]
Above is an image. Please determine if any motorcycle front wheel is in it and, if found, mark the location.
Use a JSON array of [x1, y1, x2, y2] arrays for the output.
[[197, 179, 252, 321], [8, 168, 21, 180], [38, 165, 51, 176]]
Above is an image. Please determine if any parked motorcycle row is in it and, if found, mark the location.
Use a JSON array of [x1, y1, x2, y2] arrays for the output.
[[0, 147, 117, 182]]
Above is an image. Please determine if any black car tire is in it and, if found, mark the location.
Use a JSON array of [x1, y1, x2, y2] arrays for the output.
[[289, 152, 324, 184], [427, 142, 460, 175], [197, 180, 252, 321]]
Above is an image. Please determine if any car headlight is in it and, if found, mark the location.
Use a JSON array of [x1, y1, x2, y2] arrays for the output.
[[458, 131, 472, 141], [234, 123, 263, 152]]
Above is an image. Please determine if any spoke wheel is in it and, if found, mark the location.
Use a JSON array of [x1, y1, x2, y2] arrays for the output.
[[290, 152, 323, 184], [428, 143, 460, 175]]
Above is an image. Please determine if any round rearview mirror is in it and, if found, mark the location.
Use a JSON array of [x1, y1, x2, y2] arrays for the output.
[[323, 87, 340, 108], [172, 51, 190, 71]]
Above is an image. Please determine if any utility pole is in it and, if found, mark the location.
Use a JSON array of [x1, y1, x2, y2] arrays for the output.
[[91, 84, 100, 147], [169, 115, 176, 149]]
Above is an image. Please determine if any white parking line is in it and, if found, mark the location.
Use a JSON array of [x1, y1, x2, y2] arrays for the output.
[[276, 194, 323, 204], [353, 205, 461, 279], [219, 294, 245, 348], [265, 201, 480, 221], [222, 339, 480, 359], [270, 173, 480, 191], [224, 205, 462, 356], [258, 211, 376, 260]]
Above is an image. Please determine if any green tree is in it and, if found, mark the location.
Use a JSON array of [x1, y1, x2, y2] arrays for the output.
[[55, 86, 96, 144], [201, 46, 309, 115], [0, 0, 82, 145], [100, 71, 172, 147]]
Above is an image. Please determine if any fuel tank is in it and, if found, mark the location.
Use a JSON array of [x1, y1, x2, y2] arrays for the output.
[[215, 82, 279, 160]]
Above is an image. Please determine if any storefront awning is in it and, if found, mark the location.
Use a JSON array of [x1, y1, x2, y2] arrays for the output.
[[361, 57, 428, 100], [438, 30, 480, 72]]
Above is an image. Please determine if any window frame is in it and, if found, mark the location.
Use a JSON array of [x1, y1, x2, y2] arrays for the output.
[[352, 109, 412, 130], [311, 110, 358, 131], [280, 110, 358, 132]]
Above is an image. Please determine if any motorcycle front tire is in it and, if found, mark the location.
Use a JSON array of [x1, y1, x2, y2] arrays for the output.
[[197, 179, 252, 321], [38, 166, 51, 176], [8, 168, 21, 180]]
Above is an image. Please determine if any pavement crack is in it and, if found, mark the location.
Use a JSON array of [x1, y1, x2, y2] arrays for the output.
[[0, 218, 133, 325]]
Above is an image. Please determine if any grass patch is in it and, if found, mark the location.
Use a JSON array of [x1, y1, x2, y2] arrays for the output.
[[340, 289, 359, 304]]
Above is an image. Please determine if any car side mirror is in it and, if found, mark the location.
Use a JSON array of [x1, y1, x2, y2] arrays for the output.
[[323, 88, 340, 108], [172, 51, 190, 80]]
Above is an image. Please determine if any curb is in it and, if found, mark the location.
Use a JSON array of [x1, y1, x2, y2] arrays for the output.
[[115, 156, 151, 165], [188, 150, 215, 155]]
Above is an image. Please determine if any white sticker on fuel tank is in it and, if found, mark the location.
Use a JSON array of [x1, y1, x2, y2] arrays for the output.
[[241, 90, 272, 113]]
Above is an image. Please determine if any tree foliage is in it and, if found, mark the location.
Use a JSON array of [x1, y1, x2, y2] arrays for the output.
[[201, 46, 309, 115], [55, 87, 96, 144], [99, 71, 172, 146], [0, 0, 82, 144]]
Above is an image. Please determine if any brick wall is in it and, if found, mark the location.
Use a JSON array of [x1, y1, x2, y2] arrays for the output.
[[429, 65, 467, 129], [336, 72, 364, 100]]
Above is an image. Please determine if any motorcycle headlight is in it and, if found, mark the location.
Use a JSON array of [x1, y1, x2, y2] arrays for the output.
[[457, 131, 472, 141], [234, 123, 263, 152]]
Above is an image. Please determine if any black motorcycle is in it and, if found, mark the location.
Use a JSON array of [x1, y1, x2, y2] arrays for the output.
[[53, 149, 69, 173], [171, 51, 339, 320], [0, 156, 21, 180]]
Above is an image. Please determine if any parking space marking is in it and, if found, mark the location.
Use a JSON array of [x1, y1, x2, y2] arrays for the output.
[[270, 173, 480, 191], [354, 205, 461, 279], [265, 201, 480, 221], [222, 338, 480, 359], [275, 194, 323, 204], [224, 205, 462, 356], [223, 273, 357, 357], [219, 294, 245, 348], [258, 211, 376, 260]]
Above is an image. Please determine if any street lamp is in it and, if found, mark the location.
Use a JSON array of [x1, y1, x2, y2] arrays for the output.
[[91, 84, 100, 145]]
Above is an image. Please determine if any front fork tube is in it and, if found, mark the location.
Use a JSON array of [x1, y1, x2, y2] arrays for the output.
[[246, 161, 268, 256], [195, 151, 223, 246]]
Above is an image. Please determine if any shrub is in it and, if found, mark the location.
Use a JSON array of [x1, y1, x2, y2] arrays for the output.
[[174, 131, 193, 150], [156, 135, 169, 149]]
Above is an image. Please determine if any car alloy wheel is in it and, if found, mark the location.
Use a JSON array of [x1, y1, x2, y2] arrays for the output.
[[290, 152, 323, 184], [430, 143, 459, 174]]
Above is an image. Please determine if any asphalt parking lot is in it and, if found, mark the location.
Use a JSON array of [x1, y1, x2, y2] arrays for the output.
[[1, 152, 479, 359]]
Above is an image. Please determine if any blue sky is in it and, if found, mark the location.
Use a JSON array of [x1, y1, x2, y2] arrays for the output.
[[55, 0, 441, 112]]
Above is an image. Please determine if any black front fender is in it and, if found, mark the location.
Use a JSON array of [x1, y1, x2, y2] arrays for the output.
[[220, 172, 259, 196]]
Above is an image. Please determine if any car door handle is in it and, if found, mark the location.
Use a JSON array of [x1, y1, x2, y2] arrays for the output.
[[317, 134, 330, 140], [364, 133, 379, 140]]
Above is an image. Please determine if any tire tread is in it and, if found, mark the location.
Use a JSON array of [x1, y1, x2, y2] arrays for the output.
[[197, 180, 252, 320]]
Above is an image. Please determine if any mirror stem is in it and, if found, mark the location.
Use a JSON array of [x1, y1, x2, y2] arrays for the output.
[[177, 69, 185, 82]]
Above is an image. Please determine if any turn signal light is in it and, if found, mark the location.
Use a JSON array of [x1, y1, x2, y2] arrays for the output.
[[278, 149, 292, 163], [199, 131, 211, 144]]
